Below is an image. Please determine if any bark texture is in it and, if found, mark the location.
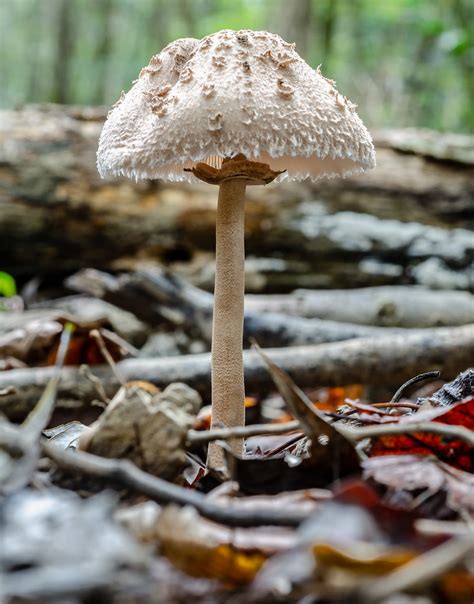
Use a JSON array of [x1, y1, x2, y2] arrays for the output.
[[245, 287, 474, 327]]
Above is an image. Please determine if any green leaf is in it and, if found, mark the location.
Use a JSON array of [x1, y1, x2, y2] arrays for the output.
[[0, 272, 17, 298]]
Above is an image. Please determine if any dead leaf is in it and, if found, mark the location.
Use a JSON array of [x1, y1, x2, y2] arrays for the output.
[[369, 396, 474, 471], [363, 455, 474, 514], [80, 382, 201, 480], [252, 344, 360, 480], [155, 505, 294, 585]]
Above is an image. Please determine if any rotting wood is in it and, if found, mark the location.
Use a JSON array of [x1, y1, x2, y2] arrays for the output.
[[1, 325, 473, 420]]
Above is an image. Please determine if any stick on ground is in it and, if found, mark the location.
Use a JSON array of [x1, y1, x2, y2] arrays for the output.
[[1, 325, 473, 420]]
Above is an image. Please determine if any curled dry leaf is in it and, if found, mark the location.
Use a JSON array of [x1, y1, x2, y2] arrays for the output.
[[80, 382, 201, 480], [43, 421, 89, 450], [233, 345, 360, 493], [0, 313, 135, 368], [362, 455, 474, 514]]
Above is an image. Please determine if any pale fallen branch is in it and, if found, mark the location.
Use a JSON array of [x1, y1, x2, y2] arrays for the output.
[[246, 286, 474, 327], [69, 269, 474, 346], [1, 325, 473, 420]]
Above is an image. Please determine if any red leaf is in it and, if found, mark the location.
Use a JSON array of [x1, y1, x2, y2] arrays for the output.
[[369, 396, 474, 471]]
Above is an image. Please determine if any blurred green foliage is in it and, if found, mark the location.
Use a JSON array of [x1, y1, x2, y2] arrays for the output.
[[1, 0, 472, 132], [0, 272, 17, 298]]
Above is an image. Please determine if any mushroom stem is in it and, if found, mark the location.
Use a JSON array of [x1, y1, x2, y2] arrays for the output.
[[207, 178, 247, 469]]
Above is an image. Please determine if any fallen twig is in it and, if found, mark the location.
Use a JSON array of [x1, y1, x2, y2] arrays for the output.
[[341, 421, 474, 447], [188, 404, 474, 449], [343, 399, 420, 417], [187, 420, 301, 445], [0, 325, 73, 494], [2, 325, 473, 419], [391, 370, 441, 402], [41, 440, 308, 527], [90, 329, 126, 387]]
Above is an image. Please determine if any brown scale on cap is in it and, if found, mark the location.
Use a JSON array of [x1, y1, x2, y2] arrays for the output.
[[202, 83, 215, 98], [212, 55, 226, 68], [236, 32, 250, 45], [208, 113, 223, 132], [179, 66, 193, 83], [241, 106, 255, 125], [98, 29, 374, 182], [277, 79, 295, 98]]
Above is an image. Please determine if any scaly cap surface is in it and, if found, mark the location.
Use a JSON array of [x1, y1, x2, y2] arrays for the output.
[[98, 30, 375, 182]]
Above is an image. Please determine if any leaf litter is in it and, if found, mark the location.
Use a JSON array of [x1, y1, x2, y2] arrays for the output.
[[0, 290, 473, 603]]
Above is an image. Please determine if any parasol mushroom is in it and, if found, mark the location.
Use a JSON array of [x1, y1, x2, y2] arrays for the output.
[[97, 29, 376, 470]]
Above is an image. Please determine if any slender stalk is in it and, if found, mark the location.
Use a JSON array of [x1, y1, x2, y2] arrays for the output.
[[207, 178, 247, 469]]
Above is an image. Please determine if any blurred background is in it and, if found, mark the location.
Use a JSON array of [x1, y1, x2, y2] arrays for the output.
[[0, 0, 472, 299], [0, 0, 472, 398], [1, 0, 473, 132]]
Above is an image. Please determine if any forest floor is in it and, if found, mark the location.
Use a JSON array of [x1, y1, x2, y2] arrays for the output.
[[1, 264, 473, 604], [1, 112, 473, 603]]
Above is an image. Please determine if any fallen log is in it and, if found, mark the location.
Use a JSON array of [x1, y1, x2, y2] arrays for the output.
[[1, 106, 473, 289], [1, 325, 473, 420]]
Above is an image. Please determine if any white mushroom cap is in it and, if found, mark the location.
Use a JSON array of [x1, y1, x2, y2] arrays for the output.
[[97, 30, 375, 183]]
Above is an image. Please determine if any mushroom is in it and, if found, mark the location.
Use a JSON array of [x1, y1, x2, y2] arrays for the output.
[[97, 29, 376, 471]]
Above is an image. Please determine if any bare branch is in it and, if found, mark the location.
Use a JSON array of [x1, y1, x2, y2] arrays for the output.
[[341, 421, 474, 447], [41, 441, 308, 527], [187, 420, 301, 445]]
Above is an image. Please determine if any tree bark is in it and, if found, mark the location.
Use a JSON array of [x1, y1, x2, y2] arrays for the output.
[[1, 325, 473, 421]]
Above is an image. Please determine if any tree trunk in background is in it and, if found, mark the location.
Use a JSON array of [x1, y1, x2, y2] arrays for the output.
[[93, 0, 113, 105], [27, 1, 42, 101], [274, 0, 313, 57], [450, 0, 474, 131], [51, 0, 74, 104], [0, 106, 473, 290], [320, 0, 338, 67], [178, 0, 196, 38]]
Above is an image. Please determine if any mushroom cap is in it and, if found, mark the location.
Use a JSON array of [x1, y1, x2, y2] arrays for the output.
[[97, 30, 375, 183]]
